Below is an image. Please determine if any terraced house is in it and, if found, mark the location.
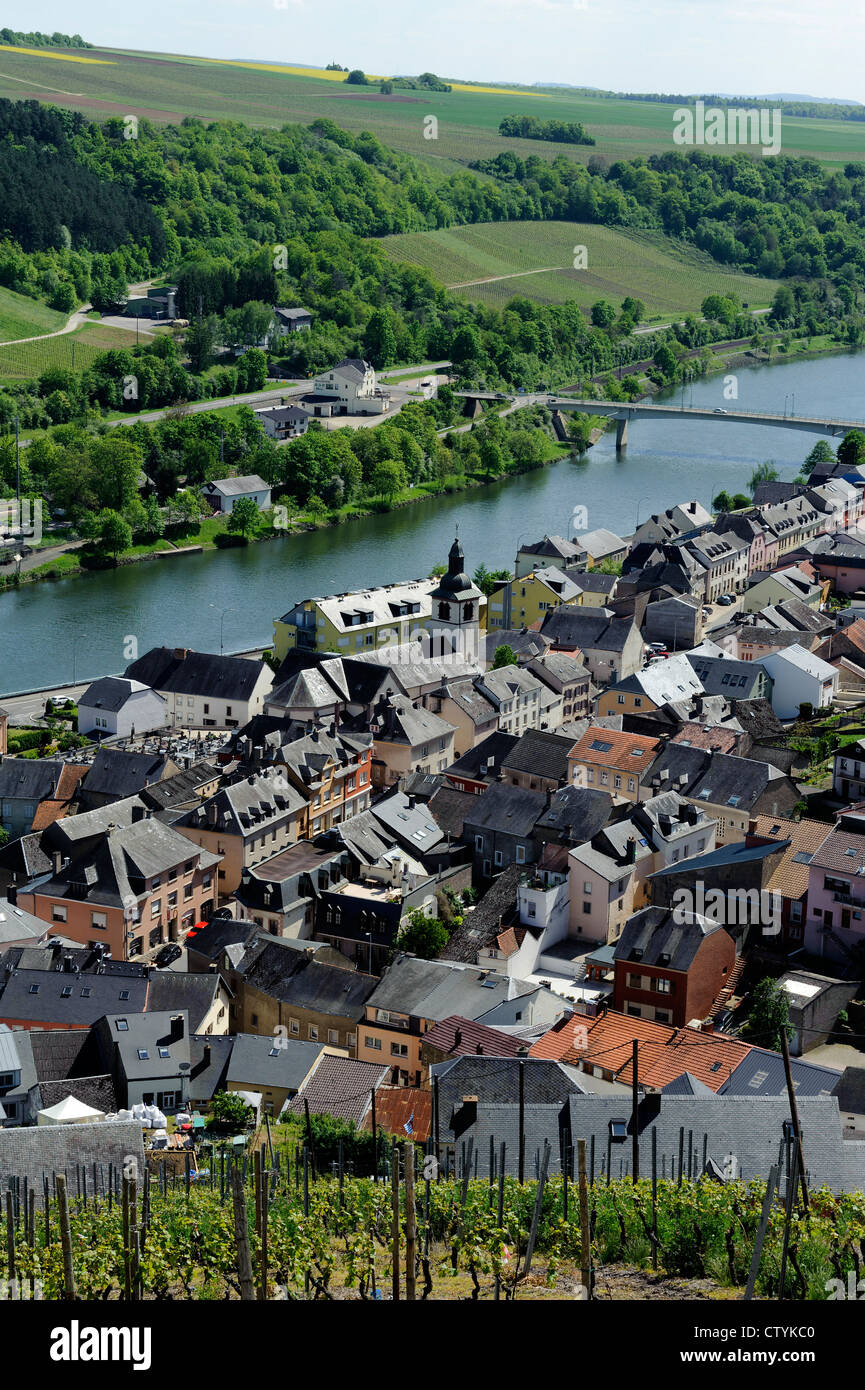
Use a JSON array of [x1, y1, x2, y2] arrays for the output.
[[175, 768, 310, 894], [17, 815, 221, 960]]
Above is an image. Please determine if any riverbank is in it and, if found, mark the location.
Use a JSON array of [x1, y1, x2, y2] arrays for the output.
[[1, 330, 858, 598]]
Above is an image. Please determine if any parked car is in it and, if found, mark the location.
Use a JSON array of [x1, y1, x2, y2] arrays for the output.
[[717, 594, 734, 606], [155, 942, 182, 968]]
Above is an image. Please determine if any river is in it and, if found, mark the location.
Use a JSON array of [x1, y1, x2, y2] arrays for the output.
[[3, 350, 864, 696]]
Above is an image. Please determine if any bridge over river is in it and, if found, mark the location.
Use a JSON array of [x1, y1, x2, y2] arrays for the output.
[[455, 391, 865, 448]]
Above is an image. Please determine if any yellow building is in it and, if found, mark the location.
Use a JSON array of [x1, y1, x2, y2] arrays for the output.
[[487, 566, 582, 631]]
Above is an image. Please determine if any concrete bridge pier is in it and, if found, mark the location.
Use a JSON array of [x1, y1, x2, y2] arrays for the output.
[[615, 416, 628, 449]]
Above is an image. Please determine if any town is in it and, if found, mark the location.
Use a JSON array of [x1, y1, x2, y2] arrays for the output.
[[1, 0, 864, 1324]]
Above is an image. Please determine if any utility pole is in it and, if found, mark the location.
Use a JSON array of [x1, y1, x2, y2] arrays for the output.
[[14, 415, 19, 504], [780, 1029, 809, 1211], [631, 1039, 640, 1182]]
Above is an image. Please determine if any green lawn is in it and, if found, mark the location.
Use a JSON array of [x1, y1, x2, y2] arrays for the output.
[[0, 286, 67, 344], [378, 222, 780, 316]]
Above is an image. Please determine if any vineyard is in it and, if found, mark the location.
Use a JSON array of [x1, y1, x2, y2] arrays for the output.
[[3, 1139, 865, 1301]]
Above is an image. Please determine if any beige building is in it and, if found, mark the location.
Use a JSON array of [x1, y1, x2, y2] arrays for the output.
[[175, 769, 310, 895]]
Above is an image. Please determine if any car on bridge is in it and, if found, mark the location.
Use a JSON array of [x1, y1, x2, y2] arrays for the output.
[[713, 407, 729, 414]]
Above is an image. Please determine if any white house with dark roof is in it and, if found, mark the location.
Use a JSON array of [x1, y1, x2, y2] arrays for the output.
[[255, 403, 310, 441], [125, 648, 274, 730], [78, 676, 167, 739], [310, 358, 390, 415], [203, 474, 271, 514], [271, 306, 312, 335]]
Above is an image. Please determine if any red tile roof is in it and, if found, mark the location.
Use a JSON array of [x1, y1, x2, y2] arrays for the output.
[[364, 1086, 432, 1141], [531, 1009, 752, 1091]]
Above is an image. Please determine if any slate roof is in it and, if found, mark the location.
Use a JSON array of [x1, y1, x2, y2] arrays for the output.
[[226, 1035, 326, 1093], [238, 944, 376, 1019], [188, 1033, 233, 1100], [0, 969, 149, 1026], [34, 817, 221, 912], [0, 1121, 146, 1188], [82, 748, 170, 803], [500, 729, 574, 782], [606, 653, 704, 707], [539, 607, 635, 653], [286, 1054, 389, 1124], [462, 781, 548, 838], [482, 628, 550, 664], [721, 1047, 841, 1099], [808, 813, 865, 874], [145, 971, 223, 1032], [445, 730, 519, 782], [98, 1010, 191, 1082], [139, 761, 221, 812], [79, 676, 155, 713], [36, 1075, 117, 1115], [533, 785, 613, 842], [369, 694, 454, 747], [614, 906, 725, 971], [429, 1056, 587, 1128], [686, 654, 768, 698], [0, 896, 48, 945], [125, 647, 270, 701], [648, 744, 784, 812], [427, 786, 478, 838], [0, 757, 65, 804], [182, 917, 258, 963], [179, 769, 308, 839], [369, 955, 519, 1020], [832, 1066, 865, 1116]]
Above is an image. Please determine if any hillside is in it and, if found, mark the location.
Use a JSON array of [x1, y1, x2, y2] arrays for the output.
[[378, 222, 780, 317], [0, 44, 863, 168]]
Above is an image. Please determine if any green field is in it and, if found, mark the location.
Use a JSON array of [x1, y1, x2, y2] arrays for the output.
[[378, 222, 781, 317], [0, 44, 863, 169], [0, 285, 66, 343], [0, 319, 141, 382]]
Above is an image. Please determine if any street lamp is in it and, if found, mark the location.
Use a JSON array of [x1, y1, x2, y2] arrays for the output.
[[209, 603, 234, 656], [364, 931, 373, 976], [635, 497, 649, 531], [12, 552, 21, 583]]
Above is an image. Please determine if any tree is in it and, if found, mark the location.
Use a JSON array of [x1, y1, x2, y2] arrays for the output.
[[370, 458, 406, 503], [713, 489, 734, 512], [364, 309, 396, 368], [700, 293, 737, 325], [91, 508, 132, 562], [493, 644, 517, 669], [174, 489, 204, 527], [742, 977, 794, 1052], [590, 300, 616, 328], [473, 564, 511, 597], [208, 1090, 252, 1131], [396, 909, 449, 960], [345, 69, 368, 84], [185, 315, 221, 373], [837, 430, 865, 472], [621, 296, 645, 325], [226, 494, 261, 540], [143, 495, 164, 538], [803, 440, 835, 471], [748, 461, 779, 496]]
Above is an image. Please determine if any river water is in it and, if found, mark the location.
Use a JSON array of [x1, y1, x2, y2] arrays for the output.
[[3, 350, 864, 696]]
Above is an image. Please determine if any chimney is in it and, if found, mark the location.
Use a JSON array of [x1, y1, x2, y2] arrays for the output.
[[6, 884, 16, 906], [132, 805, 146, 823], [203, 1042, 212, 1065], [173, 648, 188, 662], [407, 795, 416, 810], [454, 1026, 462, 1049], [207, 801, 218, 826], [208, 961, 218, 973], [169, 1013, 184, 1041], [624, 836, 637, 864], [53, 851, 62, 876]]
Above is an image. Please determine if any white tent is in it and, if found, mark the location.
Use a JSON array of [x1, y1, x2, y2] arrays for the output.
[[37, 1095, 106, 1126]]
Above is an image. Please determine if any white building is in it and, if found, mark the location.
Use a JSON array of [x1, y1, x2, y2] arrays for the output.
[[203, 475, 272, 514], [125, 648, 275, 730], [310, 358, 390, 416], [255, 405, 310, 441], [78, 676, 168, 739], [759, 644, 838, 720]]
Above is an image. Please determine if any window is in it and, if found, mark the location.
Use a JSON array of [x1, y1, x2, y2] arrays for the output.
[[494, 851, 503, 866], [583, 901, 592, 915], [366, 1036, 382, 1050], [654, 978, 672, 994], [308, 1025, 319, 1041], [158, 1047, 170, 1059], [328, 1029, 339, 1045], [52, 905, 67, 922], [289, 1019, 299, 1035], [138, 1049, 149, 1061], [119, 990, 130, 1001], [28, 983, 39, 995], [116, 1019, 128, 1032], [609, 1119, 627, 1141], [391, 1042, 408, 1057], [61, 986, 72, 998], [151, 899, 162, 917], [516, 846, 525, 864]]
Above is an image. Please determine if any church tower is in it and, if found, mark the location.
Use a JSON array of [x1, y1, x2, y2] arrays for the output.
[[427, 535, 482, 665]]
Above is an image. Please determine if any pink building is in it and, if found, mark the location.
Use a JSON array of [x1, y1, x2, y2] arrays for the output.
[[805, 809, 865, 965]]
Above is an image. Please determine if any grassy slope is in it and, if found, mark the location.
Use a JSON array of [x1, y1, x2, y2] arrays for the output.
[[0, 45, 862, 167], [378, 222, 780, 317], [0, 319, 140, 382], [0, 285, 66, 343]]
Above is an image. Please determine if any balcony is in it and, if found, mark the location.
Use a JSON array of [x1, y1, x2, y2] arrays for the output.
[[833, 890, 864, 907]]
